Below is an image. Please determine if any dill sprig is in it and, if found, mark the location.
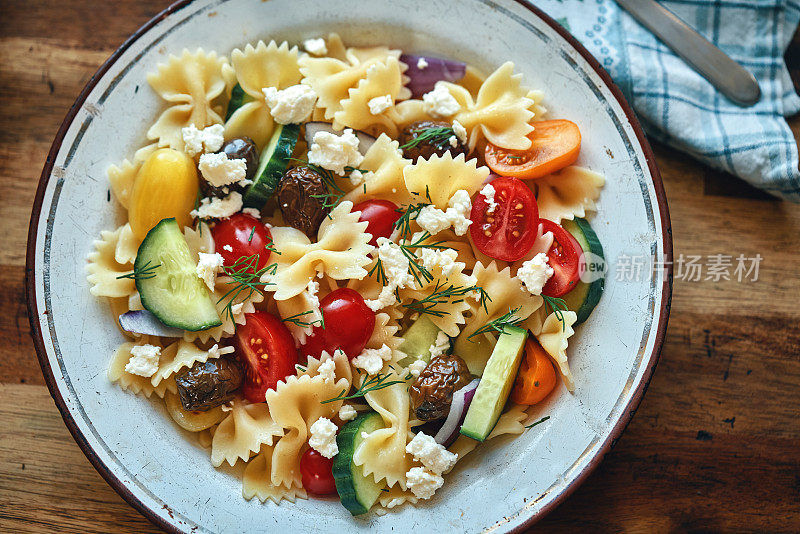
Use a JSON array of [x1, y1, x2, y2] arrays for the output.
[[525, 415, 550, 429], [368, 231, 447, 288], [399, 126, 456, 151], [542, 295, 569, 332], [265, 239, 281, 255], [468, 306, 525, 340], [402, 280, 482, 318], [281, 310, 324, 329], [116, 261, 160, 280], [217, 252, 277, 321], [320, 371, 406, 404], [393, 201, 431, 239]]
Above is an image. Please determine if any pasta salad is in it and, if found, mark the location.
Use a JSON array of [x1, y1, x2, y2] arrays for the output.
[[86, 33, 606, 514]]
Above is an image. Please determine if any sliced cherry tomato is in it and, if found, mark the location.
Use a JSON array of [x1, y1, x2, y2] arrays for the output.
[[300, 448, 336, 495], [511, 338, 558, 405], [469, 176, 539, 262], [301, 288, 375, 360], [485, 119, 581, 179], [211, 213, 272, 269], [235, 311, 298, 403], [540, 219, 584, 297], [353, 199, 401, 246]]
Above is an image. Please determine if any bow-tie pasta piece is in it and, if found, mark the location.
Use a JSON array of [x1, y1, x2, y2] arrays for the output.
[[243, 444, 308, 504], [107, 159, 139, 210], [86, 225, 136, 298], [533, 166, 605, 224], [536, 310, 578, 391], [403, 152, 489, 210], [342, 134, 413, 206], [146, 49, 231, 151], [211, 399, 284, 467], [108, 339, 176, 398]]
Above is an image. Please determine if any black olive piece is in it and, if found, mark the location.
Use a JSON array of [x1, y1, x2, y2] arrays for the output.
[[409, 352, 473, 421], [175, 356, 243, 411], [199, 136, 259, 199], [399, 120, 469, 163], [276, 165, 332, 237]]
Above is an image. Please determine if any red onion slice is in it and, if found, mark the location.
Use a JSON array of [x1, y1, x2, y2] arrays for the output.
[[434, 379, 480, 446], [400, 54, 467, 98], [303, 122, 377, 155], [119, 310, 184, 337]]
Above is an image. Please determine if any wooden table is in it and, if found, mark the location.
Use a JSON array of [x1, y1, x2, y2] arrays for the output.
[[2, 2, 799, 532]]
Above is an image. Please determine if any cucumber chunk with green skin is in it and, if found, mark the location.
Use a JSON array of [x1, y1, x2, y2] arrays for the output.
[[135, 218, 221, 331], [561, 218, 605, 324], [460, 326, 527, 442], [333, 412, 385, 515], [397, 315, 442, 367], [224, 84, 252, 121], [242, 123, 300, 209]]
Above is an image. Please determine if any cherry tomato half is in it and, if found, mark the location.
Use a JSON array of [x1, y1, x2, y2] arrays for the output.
[[300, 448, 337, 495], [469, 176, 539, 262], [301, 288, 375, 360], [353, 199, 401, 246], [235, 311, 298, 403], [212, 213, 272, 269], [540, 219, 584, 297]]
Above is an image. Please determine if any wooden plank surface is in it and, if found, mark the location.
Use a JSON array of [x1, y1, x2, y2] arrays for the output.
[[1, 1, 799, 532]]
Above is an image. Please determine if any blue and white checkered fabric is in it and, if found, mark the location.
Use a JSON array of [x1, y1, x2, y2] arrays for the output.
[[534, 0, 800, 200]]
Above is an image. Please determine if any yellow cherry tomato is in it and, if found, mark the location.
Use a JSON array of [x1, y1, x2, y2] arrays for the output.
[[129, 148, 199, 241]]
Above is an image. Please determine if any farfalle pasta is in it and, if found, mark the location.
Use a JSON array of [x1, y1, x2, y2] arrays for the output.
[[89, 33, 606, 515]]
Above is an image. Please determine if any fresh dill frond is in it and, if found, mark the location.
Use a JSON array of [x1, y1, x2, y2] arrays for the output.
[[468, 306, 525, 340], [247, 226, 256, 243], [281, 310, 323, 329], [399, 126, 456, 151], [368, 258, 387, 285], [401, 280, 480, 318], [217, 253, 277, 321], [393, 201, 431, 239], [320, 372, 406, 404], [116, 261, 160, 280], [264, 239, 281, 255], [525, 416, 550, 429], [542, 294, 569, 332]]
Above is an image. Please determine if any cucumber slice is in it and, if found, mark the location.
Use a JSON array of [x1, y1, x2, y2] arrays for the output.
[[397, 315, 442, 367], [242, 123, 300, 209], [135, 218, 221, 331], [561, 218, 605, 324], [333, 412, 385, 515], [225, 83, 252, 121], [460, 326, 527, 442]]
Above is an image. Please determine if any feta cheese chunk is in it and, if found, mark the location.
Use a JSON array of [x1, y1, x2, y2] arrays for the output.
[[480, 183, 498, 214], [222, 244, 233, 252], [263, 84, 317, 125], [366, 285, 398, 312], [417, 247, 461, 278], [365, 237, 415, 311], [427, 331, 450, 361], [368, 94, 393, 115], [452, 120, 468, 144], [198, 152, 247, 187], [308, 129, 364, 176], [405, 466, 444, 500], [416, 57, 429, 70], [191, 192, 243, 220], [422, 84, 460, 118], [317, 356, 337, 384], [309, 417, 339, 458], [408, 359, 427, 378], [351, 344, 392, 375], [242, 207, 261, 219], [196, 252, 225, 291], [124, 344, 161, 378], [414, 190, 472, 236], [181, 123, 225, 156], [303, 37, 328, 56], [405, 432, 458, 475], [517, 252, 555, 296], [416, 205, 452, 235], [338, 404, 357, 421]]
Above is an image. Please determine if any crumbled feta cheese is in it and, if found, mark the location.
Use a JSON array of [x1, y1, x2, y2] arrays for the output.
[[448, 135, 458, 148], [307, 279, 320, 309], [406, 432, 458, 475], [361, 431, 370, 440], [308, 129, 364, 176], [415, 190, 472, 236], [196, 252, 224, 291], [317, 356, 336, 384], [309, 417, 339, 458], [181, 123, 225, 156], [348, 169, 365, 187], [242, 207, 261, 219], [416, 205, 452, 235], [428, 331, 450, 360], [368, 94, 393, 115], [480, 183, 498, 214], [207, 343, 235, 359], [416, 57, 429, 70], [366, 285, 397, 312], [408, 359, 427, 378], [351, 344, 392, 375], [230, 302, 244, 318], [517, 252, 554, 296], [422, 84, 460, 118], [223, 244, 233, 253], [365, 238, 416, 311], [405, 466, 444, 500], [416, 247, 460, 278], [198, 152, 248, 188], [220, 400, 234, 412], [191, 192, 243, 219], [452, 120, 467, 144], [303, 37, 328, 56], [263, 84, 317, 124], [338, 404, 357, 421], [124, 344, 161, 378]]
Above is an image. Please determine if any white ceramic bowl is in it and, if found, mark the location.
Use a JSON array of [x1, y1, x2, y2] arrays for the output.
[[26, 0, 672, 531]]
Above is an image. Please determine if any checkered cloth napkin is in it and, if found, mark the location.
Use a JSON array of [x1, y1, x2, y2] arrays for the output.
[[534, 0, 800, 201]]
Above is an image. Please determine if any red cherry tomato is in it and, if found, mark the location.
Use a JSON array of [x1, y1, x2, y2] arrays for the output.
[[235, 311, 298, 403], [469, 176, 539, 262], [540, 219, 584, 297], [211, 213, 272, 269], [301, 288, 375, 360], [353, 200, 401, 246], [300, 448, 337, 495]]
